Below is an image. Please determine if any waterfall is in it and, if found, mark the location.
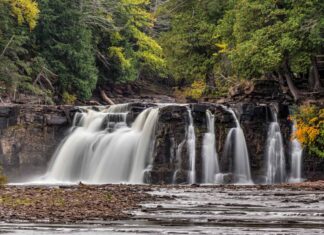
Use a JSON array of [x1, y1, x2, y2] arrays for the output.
[[223, 107, 253, 184], [289, 122, 303, 183], [44, 104, 159, 184], [202, 110, 220, 183], [172, 139, 186, 184], [187, 108, 196, 184], [265, 112, 286, 184]]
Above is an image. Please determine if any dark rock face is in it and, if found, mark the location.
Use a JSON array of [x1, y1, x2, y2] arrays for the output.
[[303, 152, 324, 180], [150, 105, 189, 184], [0, 105, 73, 181]]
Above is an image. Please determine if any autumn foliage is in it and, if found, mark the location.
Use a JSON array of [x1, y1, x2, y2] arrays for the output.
[[291, 105, 324, 158]]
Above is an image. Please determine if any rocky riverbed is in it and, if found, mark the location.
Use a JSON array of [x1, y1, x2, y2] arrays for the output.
[[0, 182, 324, 234], [0, 184, 156, 223]]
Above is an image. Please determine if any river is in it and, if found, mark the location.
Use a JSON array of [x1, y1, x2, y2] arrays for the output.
[[1, 185, 323, 234]]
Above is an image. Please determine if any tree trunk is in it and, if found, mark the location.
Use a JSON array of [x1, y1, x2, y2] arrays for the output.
[[308, 66, 315, 90], [312, 58, 322, 91], [277, 73, 287, 93], [284, 73, 300, 102], [99, 88, 115, 105], [281, 58, 301, 102]]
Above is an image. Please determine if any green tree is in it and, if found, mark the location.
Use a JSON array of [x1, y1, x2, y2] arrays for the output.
[[37, 0, 98, 101], [217, 0, 324, 100], [0, 0, 42, 99], [158, 0, 230, 97], [93, 0, 165, 84]]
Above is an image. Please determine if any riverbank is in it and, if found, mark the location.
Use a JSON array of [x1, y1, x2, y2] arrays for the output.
[[0, 184, 156, 223], [1, 181, 324, 224]]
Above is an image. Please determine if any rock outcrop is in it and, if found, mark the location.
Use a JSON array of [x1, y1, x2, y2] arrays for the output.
[[0, 105, 73, 181]]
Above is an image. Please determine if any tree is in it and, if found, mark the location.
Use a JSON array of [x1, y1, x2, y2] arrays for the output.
[[9, 0, 40, 30], [217, 0, 324, 101], [0, 0, 41, 99], [37, 0, 98, 101], [93, 0, 166, 84], [158, 0, 233, 98]]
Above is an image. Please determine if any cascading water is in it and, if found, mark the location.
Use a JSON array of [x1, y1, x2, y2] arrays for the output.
[[289, 122, 303, 183], [44, 104, 159, 184], [265, 111, 286, 184], [172, 139, 186, 184], [223, 107, 253, 184], [202, 110, 220, 183], [187, 108, 197, 184]]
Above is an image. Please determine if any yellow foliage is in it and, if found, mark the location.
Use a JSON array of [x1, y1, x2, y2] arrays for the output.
[[294, 123, 319, 144], [291, 105, 324, 157], [109, 47, 131, 70], [121, 0, 149, 5], [62, 92, 77, 105], [215, 42, 228, 53], [184, 79, 206, 99], [9, 0, 40, 30]]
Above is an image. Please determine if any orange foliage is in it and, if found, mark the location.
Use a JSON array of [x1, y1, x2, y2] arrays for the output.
[[291, 105, 324, 158]]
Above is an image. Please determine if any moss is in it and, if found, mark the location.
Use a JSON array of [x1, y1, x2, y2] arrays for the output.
[[0, 196, 32, 206], [52, 197, 65, 206], [0, 166, 7, 186], [104, 193, 113, 201]]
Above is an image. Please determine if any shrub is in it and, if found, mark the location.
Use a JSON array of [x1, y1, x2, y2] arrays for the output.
[[62, 92, 77, 105], [291, 105, 324, 158], [184, 79, 206, 100]]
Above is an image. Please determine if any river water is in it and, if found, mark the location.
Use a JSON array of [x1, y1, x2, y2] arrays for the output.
[[1, 186, 323, 234]]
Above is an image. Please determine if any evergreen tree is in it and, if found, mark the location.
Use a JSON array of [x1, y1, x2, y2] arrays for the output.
[[217, 0, 324, 100], [37, 0, 98, 101], [0, 0, 41, 99]]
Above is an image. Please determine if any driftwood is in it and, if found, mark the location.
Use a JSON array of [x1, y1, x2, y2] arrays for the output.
[[99, 88, 115, 105]]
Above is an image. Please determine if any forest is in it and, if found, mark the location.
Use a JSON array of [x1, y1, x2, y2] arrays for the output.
[[1, 1, 324, 232], [0, 0, 323, 157]]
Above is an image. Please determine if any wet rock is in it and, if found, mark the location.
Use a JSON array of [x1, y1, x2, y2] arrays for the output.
[[0, 105, 72, 181]]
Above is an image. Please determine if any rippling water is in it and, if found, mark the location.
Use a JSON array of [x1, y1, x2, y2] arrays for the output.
[[1, 186, 324, 234]]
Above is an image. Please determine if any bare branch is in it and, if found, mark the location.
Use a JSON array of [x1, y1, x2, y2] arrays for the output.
[[0, 35, 15, 58]]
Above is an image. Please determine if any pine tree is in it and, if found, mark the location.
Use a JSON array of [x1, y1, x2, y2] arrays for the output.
[[37, 0, 98, 101]]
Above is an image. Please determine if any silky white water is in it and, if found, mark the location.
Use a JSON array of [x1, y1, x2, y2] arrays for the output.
[[172, 139, 186, 184], [202, 110, 220, 183], [289, 122, 303, 183], [223, 107, 253, 184], [187, 109, 197, 184], [265, 112, 286, 184], [44, 104, 159, 184]]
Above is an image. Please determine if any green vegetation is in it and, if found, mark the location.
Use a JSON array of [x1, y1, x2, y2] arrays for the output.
[[0, 0, 164, 103], [0, 196, 32, 206], [160, 0, 323, 100], [0, 0, 323, 102]]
